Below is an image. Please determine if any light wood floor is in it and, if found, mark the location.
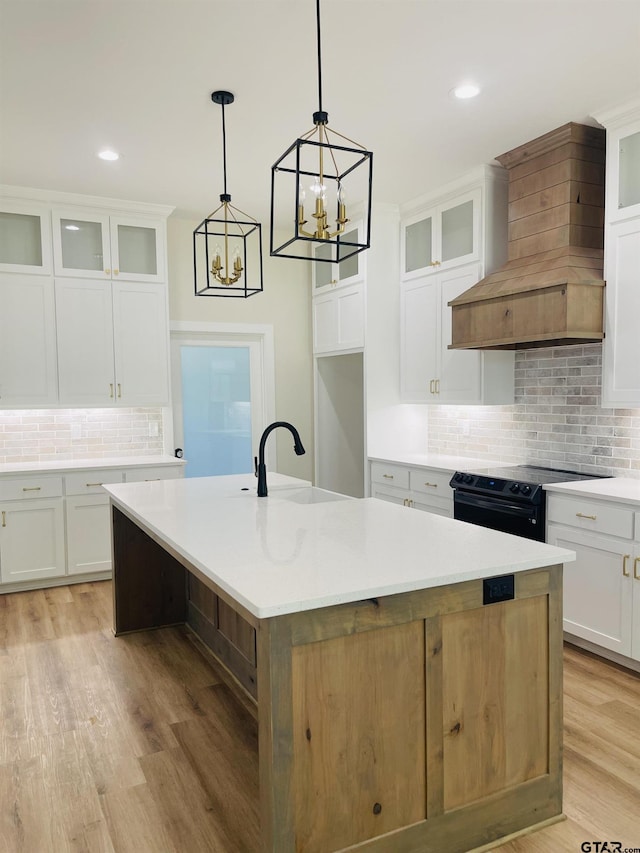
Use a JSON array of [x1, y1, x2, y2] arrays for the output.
[[0, 581, 639, 853]]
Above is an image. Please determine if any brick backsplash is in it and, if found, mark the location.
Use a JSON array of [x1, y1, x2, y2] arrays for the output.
[[0, 408, 164, 463], [428, 344, 640, 477]]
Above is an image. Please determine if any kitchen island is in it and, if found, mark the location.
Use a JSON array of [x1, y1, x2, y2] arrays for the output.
[[105, 474, 575, 853]]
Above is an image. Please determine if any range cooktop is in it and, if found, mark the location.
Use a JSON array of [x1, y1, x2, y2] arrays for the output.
[[458, 465, 610, 486]]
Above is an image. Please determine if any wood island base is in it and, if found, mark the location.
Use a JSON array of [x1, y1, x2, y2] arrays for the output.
[[112, 506, 563, 853]]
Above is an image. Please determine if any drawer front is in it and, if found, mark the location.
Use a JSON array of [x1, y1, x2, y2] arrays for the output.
[[370, 462, 410, 491], [409, 467, 453, 496], [547, 494, 634, 539], [124, 465, 183, 483], [65, 469, 124, 496], [0, 475, 63, 501]]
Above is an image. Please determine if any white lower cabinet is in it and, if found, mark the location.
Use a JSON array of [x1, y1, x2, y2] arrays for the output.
[[370, 461, 453, 517], [0, 476, 66, 584], [547, 492, 640, 664], [0, 464, 183, 589]]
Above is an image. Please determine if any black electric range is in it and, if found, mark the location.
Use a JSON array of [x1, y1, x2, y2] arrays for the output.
[[449, 465, 610, 541]]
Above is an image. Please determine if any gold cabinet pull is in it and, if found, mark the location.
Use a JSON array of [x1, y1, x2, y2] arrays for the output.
[[22, 486, 41, 492], [1, 511, 5, 527], [105, 268, 111, 275], [113, 269, 119, 276], [109, 383, 114, 398], [576, 512, 596, 520], [429, 379, 435, 394], [424, 482, 438, 488], [435, 379, 440, 394], [85, 483, 103, 487], [634, 556, 640, 580], [623, 554, 631, 577], [117, 383, 122, 398], [403, 498, 409, 507], [382, 474, 394, 479]]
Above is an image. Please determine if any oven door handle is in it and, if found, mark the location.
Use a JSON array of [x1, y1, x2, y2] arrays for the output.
[[454, 491, 536, 516]]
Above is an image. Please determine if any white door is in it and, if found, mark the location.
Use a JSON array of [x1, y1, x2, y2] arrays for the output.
[[171, 328, 273, 479]]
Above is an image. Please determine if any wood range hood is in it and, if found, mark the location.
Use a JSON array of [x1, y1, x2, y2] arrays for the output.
[[449, 122, 606, 350]]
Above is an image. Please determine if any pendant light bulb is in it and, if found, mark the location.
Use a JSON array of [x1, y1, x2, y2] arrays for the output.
[[310, 178, 327, 202]]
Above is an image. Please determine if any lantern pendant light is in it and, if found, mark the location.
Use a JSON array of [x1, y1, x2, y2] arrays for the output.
[[270, 0, 373, 265], [194, 91, 264, 298]]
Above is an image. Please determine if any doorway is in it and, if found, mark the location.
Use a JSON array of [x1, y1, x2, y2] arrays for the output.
[[170, 324, 275, 478]]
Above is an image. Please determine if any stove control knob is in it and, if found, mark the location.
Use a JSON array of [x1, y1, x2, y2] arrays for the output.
[[509, 483, 520, 493], [463, 474, 474, 485], [521, 484, 532, 496], [453, 472, 464, 482]]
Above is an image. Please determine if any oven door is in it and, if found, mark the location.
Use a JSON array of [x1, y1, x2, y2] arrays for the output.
[[453, 490, 544, 541]]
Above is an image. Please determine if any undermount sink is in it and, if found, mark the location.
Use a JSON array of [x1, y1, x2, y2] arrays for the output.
[[279, 487, 351, 504]]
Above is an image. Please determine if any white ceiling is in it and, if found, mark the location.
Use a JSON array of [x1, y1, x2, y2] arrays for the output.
[[1, 0, 639, 226]]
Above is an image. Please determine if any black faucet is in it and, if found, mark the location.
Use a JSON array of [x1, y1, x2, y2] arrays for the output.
[[254, 421, 306, 497]]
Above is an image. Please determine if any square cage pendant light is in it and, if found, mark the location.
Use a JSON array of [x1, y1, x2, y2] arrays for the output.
[[270, 0, 373, 265], [194, 91, 264, 298]]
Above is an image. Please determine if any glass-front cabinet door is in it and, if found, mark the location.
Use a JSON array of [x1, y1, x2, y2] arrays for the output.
[[52, 212, 165, 281], [52, 210, 111, 278], [312, 223, 363, 293], [401, 188, 480, 280], [0, 201, 52, 275], [110, 215, 165, 283], [617, 128, 640, 214]]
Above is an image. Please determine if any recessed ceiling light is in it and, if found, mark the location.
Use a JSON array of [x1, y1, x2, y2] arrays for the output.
[[452, 83, 481, 100], [98, 149, 119, 161]]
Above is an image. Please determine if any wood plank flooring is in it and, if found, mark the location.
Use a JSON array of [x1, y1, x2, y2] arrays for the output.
[[0, 580, 639, 852]]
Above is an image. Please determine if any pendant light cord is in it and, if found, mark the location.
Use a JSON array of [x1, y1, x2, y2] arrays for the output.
[[221, 100, 228, 197], [316, 0, 323, 114]]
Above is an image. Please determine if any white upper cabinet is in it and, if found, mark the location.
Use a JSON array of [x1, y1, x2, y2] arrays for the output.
[[400, 188, 480, 280], [0, 274, 58, 407], [399, 167, 514, 405], [312, 222, 364, 294], [52, 210, 165, 282], [55, 278, 169, 407], [0, 199, 53, 275], [593, 100, 640, 407]]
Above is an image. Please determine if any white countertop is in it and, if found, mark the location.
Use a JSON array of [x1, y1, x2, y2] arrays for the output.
[[104, 473, 574, 619], [368, 452, 519, 472], [0, 455, 185, 476], [545, 477, 640, 506]]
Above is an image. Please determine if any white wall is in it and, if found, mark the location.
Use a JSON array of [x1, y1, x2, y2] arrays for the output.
[[167, 216, 314, 482]]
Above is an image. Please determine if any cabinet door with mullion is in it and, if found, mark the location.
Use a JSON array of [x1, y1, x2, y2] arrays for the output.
[[55, 278, 115, 405]]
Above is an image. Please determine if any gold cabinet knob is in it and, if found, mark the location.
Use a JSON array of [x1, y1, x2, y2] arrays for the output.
[[105, 268, 111, 275]]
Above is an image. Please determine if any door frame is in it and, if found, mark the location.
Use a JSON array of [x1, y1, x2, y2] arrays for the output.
[[167, 321, 276, 473]]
